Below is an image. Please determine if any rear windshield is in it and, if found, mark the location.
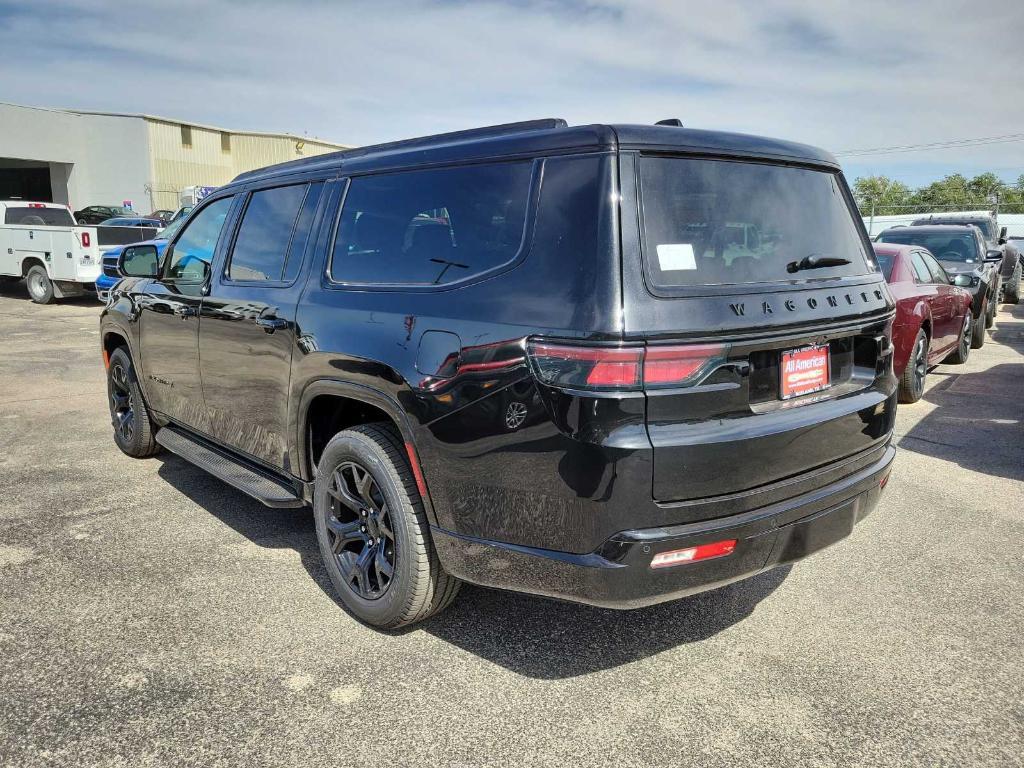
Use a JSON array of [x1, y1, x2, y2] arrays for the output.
[[639, 157, 872, 289], [4, 207, 75, 226], [873, 251, 895, 280], [878, 230, 980, 262], [919, 219, 994, 239]]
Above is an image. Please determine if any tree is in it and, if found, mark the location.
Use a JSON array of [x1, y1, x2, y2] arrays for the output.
[[852, 175, 912, 216]]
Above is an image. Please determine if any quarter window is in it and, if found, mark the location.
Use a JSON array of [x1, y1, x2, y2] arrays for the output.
[[227, 183, 322, 282], [165, 196, 233, 281], [330, 162, 534, 286]]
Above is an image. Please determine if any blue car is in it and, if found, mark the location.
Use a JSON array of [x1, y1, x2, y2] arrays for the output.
[[96, 217, 184, 300]]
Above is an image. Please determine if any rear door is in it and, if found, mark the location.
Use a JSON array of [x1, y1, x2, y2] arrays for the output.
[[619, 152, 895, 503], [198, 178, 331, 469], [917, 250, 956, 350]]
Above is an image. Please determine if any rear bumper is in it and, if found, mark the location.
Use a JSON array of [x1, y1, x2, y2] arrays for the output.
[[432, 443, 895, 609]]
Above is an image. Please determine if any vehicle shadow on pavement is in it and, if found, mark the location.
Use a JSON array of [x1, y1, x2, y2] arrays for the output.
[[420, 567, 790, 678], [156, 453, 790, 678]]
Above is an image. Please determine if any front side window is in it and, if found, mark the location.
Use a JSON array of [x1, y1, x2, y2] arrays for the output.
[[921, 252, 949, 284], [227, 183, 321, 282], [165, 196, 233, 281], [330, 161, 533, 286], [639, 156, 872, 289]]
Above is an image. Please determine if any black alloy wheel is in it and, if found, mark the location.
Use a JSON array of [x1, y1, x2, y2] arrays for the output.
[[109, 361, 136, 445], [325, 461, 397, 599], [946, 313, 972, 364], [898, 329, 928, 404]]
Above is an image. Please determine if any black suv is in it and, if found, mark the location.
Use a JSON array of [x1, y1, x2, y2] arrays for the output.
[[877, 224, 1003, 344], [912, 213, 1020, 304], [100, 119, 897, 628]]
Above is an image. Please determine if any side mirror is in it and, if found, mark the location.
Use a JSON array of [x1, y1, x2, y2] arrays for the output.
[[952, 274, 974, 288], [984, 250, 1003, 263], [999, 226, 1008, 244], [119, 244, 160, 277]]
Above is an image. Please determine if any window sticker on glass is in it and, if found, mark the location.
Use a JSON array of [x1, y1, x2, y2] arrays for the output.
[[656, 243, 697, 271]]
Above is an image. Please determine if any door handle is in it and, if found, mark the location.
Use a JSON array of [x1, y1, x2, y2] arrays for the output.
[[173, 305, 197, 318], [255, 316, 288, 333]]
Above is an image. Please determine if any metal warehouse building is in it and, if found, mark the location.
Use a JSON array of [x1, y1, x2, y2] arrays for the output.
[[0, 102, 349, 214]]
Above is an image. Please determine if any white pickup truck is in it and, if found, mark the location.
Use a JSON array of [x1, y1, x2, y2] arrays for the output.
[[0, 201, 158, 304]]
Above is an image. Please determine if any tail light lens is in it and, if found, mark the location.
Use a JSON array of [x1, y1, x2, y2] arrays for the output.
[[81, 232, 91, 247], [527, 340, 729, 392]]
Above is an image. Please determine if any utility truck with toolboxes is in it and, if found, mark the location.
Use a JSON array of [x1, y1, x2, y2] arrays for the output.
[[0, 201, 159, 303]]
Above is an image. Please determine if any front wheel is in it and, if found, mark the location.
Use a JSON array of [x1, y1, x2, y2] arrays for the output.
[[107, 347, 159, 457], [25, 265, 55, 304], [1004, 264, 1021, 304], [945, 313, 972, 364], [985, 290, 996, 328], [313, 423, 461, 629], [971, 302, 987, 349]]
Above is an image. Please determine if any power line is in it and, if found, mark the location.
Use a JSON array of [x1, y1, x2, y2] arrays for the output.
[[836, 132, 1024, 158]]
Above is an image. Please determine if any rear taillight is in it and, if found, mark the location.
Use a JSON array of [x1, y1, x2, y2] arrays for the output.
[[526, 340, 728, 392], [81, 232, 91, 247]]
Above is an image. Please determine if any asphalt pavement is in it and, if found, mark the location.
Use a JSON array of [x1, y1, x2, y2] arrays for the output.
[[0, 284, 1021, 767]]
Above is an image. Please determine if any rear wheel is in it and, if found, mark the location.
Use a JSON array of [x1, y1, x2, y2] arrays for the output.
[[25, 265, 55, 304], [314, 423, 460, 628], [898, 329, 928, 403], [971, 302, 987, 349], [107, 347, 159, 457], [945, 313, 972, 364]]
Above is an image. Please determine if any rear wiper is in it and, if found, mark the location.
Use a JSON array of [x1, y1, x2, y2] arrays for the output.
[[787, 254, 852, 274]]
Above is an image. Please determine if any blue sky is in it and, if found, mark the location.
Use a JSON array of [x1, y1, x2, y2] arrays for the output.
[[1, 0, 1022, 187]]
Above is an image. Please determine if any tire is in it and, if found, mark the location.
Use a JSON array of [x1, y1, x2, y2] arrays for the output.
[[25, 265, 55, 304], [945, 313, 972, 364], [970, 301, 986, 349], [1004, 264, 1021, 304], [985, 290, 996, 328], [106, 347, 159, 457], [898, 329, 928, 404], [314, 423, 461, 629]]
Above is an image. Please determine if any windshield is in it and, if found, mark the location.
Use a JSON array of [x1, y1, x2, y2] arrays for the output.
[[4, 207, 75, 226], [919, 218, 995, 240], [639, 157, 872, 289], [878, 230, 979, 262]]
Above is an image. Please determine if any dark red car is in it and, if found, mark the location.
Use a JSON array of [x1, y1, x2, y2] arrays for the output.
[[873, 243, 973, 402]]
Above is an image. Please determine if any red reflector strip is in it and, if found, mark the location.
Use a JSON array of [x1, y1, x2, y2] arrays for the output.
[[405, 442, 429, 500], [650, 539, 737, 569], [102, 349, 110, 370], [880, 471, 891, 490], [644, 344, 726, 386]]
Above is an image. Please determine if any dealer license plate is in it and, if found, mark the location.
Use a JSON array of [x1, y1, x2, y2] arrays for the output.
[[780, 344, 831, 400]]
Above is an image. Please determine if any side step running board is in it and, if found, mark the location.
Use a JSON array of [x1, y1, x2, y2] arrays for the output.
[[156, 425, 305, 508]]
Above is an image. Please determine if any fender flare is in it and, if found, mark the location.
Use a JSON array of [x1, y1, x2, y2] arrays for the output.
[[294, 378, 438, 524]]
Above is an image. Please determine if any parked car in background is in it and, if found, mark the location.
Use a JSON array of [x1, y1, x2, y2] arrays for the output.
[[147, 210, 174, 225], [95, 217, 184, 300], [98, 216, 164, 229], [912, 213, 1020, 303], [877, 225, 1001, 342], [74, 205, 135, 225], [101, 119, 897, 628], [872, 243, 973, 402]]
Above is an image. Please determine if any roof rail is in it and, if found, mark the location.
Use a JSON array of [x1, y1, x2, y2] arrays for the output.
[[335, 118, 569, 161]]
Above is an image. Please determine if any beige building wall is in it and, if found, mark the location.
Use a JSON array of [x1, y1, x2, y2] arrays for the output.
[[145, 119, 346, 210]]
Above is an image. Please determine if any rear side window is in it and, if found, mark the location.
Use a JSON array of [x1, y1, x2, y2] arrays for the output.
[[909, 252, 932, 283], [5, 207, 75, 226], [330, 161, 534, 286], [227, 183, 324, 282], [639, 157, 872, 290]]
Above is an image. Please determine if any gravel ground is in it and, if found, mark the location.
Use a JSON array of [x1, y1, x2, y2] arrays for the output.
[[0, 285, 1021, 768]]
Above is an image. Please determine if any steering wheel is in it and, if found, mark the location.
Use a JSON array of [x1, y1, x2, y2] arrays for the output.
[[938, 251, 963, 261]]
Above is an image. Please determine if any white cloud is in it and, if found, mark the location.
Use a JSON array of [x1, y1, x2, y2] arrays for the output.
[[1, 0, 1022, 182]]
